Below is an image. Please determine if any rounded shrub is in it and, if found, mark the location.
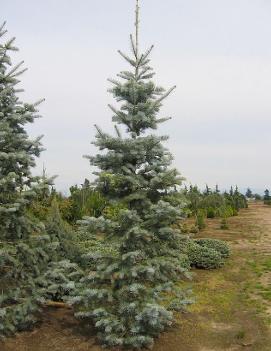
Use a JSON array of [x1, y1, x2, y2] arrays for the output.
[[206, 207, 216, 218], [195, 238, 230, 258], [219, 205, 234, 218], [187, 241, 224, 269], [181, 223, 190, 234]]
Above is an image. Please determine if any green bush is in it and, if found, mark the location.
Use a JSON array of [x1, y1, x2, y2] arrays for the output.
[[189, 225, 199, 234], [102, 202, 127, 221], [195, 210, 206, 230], [206, 207, 216, 218], [179, 223, 189, 234], [185, 185, 247, 221], [187, 241, 224, 269], [219, 205, 234, 218], [69, 185, 107, 223], [200, 193, 225, 211], [195, 238, 230, 258]]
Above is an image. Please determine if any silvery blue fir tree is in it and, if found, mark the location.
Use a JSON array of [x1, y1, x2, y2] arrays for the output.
[[71, 1, 190, 348], [0, 22, 75, 336]]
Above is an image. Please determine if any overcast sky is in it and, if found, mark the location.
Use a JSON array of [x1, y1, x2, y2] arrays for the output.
[[2, 0, 271, 193]]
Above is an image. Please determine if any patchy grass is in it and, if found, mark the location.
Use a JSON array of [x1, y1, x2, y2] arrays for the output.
[[155, 202, 271, 351]]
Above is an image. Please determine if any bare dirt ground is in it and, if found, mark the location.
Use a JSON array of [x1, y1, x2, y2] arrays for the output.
[[1, 202, 271, 351]]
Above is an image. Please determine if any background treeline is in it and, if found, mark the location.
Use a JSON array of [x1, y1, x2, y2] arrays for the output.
[[29, 180, 249, 231], [25, 180, 248, 278], [245, 187, 271, 205], [184, 185, 248, 231]]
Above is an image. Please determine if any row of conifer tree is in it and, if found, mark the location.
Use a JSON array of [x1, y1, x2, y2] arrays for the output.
[[0, 5, 252, 347]]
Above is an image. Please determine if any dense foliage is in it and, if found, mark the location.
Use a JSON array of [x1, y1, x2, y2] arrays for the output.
[[0, 23, 79, 336], [68, 6, 193, 347], [187, 241, 224, 269], [184, 185, 247, 231], [195, 238, 230, 258], [185, 185, 247, 217], [28, 182, 250, 236]]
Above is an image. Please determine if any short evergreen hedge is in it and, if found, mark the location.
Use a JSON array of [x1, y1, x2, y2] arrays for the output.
[[195, 238, 230, 258], [187, 241, 225, 269]]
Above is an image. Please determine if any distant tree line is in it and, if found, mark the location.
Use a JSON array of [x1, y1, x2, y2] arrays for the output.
[[245, 188, 271, 205]]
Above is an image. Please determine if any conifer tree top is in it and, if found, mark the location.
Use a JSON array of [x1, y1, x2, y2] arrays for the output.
[[102, 0, 176, 139], [135, 0, 140, 58]]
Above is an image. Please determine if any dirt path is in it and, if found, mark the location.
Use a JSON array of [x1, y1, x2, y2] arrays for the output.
[[1, 202, 271, 351], [154, 202, 271, 351]]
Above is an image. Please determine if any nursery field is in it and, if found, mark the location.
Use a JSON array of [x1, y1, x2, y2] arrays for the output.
[[1, 201, 271, 351]]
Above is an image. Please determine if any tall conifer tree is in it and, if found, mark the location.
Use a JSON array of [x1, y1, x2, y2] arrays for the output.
[[71, 2, 190, 348], [0, 22, 75, 336]]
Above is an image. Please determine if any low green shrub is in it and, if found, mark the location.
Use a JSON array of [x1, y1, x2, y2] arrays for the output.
[[219, 205, 234, 218], [187, 241, 224, 269], [180, 223, 190, 234], [103, 202, 127, 221], [195, 238, 230, 258], [196, 210, 206, 230], [206, 207, 216, 218]]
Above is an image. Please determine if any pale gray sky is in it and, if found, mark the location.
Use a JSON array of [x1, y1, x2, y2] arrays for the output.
[[2, 0, 271, 193]]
